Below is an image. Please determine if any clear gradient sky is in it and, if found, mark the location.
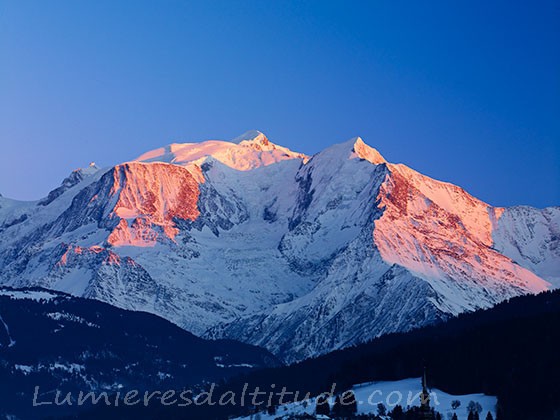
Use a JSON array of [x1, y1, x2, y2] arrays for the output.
[[0, 0, 558, 207]]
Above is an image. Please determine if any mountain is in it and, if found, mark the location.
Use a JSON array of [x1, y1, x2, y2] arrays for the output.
[[0, 286, 278, 419], [0, 130, 558, 362]]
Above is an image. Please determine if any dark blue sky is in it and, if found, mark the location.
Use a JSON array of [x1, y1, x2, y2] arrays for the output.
[[1, 1, 558, 207]]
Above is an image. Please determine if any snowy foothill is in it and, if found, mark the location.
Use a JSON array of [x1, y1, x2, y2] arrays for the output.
[[234, 378, 496, 420], [0, 289, 61, 302]]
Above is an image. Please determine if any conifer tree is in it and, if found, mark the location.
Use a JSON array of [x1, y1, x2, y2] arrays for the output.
[[340, 390, 358, 416], [391, 404, 404, 420], [332, 395, 342, 417], [377, 402, 387, 416], [315, 394, 330, 416]]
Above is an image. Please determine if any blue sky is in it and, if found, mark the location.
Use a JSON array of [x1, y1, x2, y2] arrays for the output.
[[0, 0, 558, 207]]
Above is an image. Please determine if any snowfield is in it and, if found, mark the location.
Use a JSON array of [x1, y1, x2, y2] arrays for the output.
[[0, 289, 61, 302], [234, 378, 496, 420]]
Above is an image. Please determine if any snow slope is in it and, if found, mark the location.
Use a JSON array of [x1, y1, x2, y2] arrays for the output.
[[491, 206, 560, 287], [233, 378, 497, 420]]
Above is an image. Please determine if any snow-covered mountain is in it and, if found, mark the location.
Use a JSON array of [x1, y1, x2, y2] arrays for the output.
[[0, 131, 557, 362]]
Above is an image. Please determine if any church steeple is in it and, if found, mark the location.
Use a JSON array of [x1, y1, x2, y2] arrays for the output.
[[420, 365, 433, 419], [421, 366, 430, 407]]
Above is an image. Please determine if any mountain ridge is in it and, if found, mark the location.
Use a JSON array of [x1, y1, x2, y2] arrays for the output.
[[0, 285, 279, 419]]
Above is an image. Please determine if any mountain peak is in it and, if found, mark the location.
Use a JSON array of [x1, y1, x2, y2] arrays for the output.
[[37, 163, 101, 206], [232, 130, 269, 146], [80, 162, 101, 176], [135, 131, 306, 172], [352, 137, 386, 165], [329, 136, 387, 165]]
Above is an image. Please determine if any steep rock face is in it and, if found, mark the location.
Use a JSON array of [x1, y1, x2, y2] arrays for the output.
[[47, 244, 161, 305], [373, 165, 549, 313], [46, 162, 200, 246], [107, 162, 200, 245], [0, 131, 557, 362]]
